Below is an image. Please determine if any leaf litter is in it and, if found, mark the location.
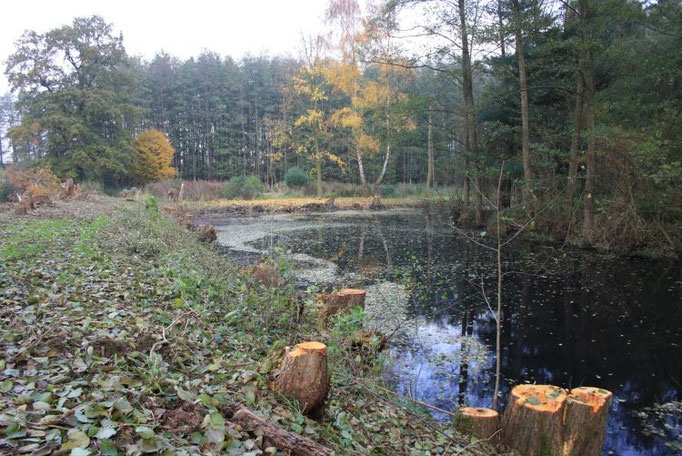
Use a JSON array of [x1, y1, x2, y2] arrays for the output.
[[0, 197, 482, 455]]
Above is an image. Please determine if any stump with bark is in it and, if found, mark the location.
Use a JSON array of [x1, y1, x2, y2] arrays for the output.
[[563, 387, 612, 456], [323, 288, 365, 320], [501, 384, 568, 456], [455, 407, 499, 442], [369, 195, 384, 210], [14, 192, 35, 215], [252, 263, 280, 287], [197, 225, 217, 244], [272, 342, 329, 414], [60, 178, 83, 199]]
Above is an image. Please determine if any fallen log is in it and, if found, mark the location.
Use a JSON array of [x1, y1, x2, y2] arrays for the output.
[[501, 384, 567, 456], [231, 405, 332, 456], [455, 407, 499, 442], [563, 387, 612, 456], [324, 288, 365, 319], [272, 341, 329, 414]]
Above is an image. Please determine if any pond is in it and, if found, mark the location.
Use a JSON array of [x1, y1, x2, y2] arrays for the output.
[[207, 209, 682, 455]]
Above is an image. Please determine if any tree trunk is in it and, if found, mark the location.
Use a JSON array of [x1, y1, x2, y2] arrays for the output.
[[426, 109, 433, 198], [492, 162, 505, 410], [458, 0, 480, 222], [513, 0, 533, 218], [455, 407, 499, 441], [563, 387, 612, 456], [315, 132, 323, 197], [231, 406, 332, 456], [356, 149, 367, 193], [498, 0, 506, 57], [566, 64, 584, 222], [580, 0, 597, 245], [501, 384, 568, 456], [375, 101, 392, 187], [272, 342, 330, 414], [324, 288, 365, 319]]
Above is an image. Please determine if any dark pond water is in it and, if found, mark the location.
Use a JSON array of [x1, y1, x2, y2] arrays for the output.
[[211, 209, 682, 455]]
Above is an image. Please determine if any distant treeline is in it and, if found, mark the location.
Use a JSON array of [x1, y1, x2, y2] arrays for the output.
[[1, 0, 680, 247]]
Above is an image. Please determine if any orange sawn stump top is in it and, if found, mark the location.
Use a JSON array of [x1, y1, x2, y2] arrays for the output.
[[289, 342, 327, 357], [511, 384, 568, 413], [569, 386, 612, 413]]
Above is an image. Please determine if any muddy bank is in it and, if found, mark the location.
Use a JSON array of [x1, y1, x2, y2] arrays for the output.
[[181, 196, 424, 217]]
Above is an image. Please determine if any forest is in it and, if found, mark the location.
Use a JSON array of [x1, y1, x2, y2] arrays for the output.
[[1, 1, 681, 455], [1, 0, 680, 249]]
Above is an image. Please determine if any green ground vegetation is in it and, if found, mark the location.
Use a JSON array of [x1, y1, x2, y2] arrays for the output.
[[0, 197, 485, 455]]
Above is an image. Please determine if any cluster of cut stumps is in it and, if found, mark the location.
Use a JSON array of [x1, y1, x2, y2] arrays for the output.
[[455, 384, 612, 456], [13, 178, 85, 215]]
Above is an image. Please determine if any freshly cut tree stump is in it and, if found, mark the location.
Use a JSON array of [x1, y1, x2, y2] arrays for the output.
[[252, 263, 279, 287], [501, 384, 568, 456], [324, 289, 366, 319], [563, 387, 613, 456], [272, 342, 329, 414], [455, 407, 499, 442], [196, 225, 217, 244], [231, 405, 332, 456]]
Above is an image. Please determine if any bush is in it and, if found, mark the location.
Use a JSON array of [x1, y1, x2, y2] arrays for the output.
[[284, 167, 309, 188], [0, 170, 9, 202], [221, 175, 264, 200], [380, 185, 396, 198], [5, 166, 60, 195]]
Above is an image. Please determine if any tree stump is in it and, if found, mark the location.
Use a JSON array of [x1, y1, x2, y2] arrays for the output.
[[272, 342, 329, 414], [197, 225, 217, 244], [501, 385, 567, 456], [252, 263, 279, 287], [455, 407, 499, 442], [324, 289, 365, 320], [563, 387, 612, 456], [369, 195, 384, 210]]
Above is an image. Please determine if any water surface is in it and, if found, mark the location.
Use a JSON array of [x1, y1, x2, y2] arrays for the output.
[[209, 209, 681, 455]]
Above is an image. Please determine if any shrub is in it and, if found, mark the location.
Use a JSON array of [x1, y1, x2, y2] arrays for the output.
[[284, 167, 309, 188], [0, 170, 9, 202], [5, 166, 60, 195], [221, 175, 264, 200], [380, 185, 396, 198]]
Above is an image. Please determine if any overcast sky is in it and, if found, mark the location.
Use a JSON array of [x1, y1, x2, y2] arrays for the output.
[[0, 0, 335, 93]]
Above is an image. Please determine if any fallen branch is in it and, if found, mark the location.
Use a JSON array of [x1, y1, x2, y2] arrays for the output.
[[367, 382, 458, 418], [230, 405, 332, 456], [149, 314, 184, 358]]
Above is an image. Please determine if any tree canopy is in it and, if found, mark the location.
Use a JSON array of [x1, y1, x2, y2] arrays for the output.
[[131, 129, 175, 183]]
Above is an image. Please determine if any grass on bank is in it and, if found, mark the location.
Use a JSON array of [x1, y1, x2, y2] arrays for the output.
[[0, 196, 485, 455]]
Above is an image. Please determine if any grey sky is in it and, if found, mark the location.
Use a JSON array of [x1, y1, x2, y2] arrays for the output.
[[1, 0, 333, 93]]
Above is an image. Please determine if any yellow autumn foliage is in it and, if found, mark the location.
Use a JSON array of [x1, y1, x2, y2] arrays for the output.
[[131, 129, 176, 183]]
